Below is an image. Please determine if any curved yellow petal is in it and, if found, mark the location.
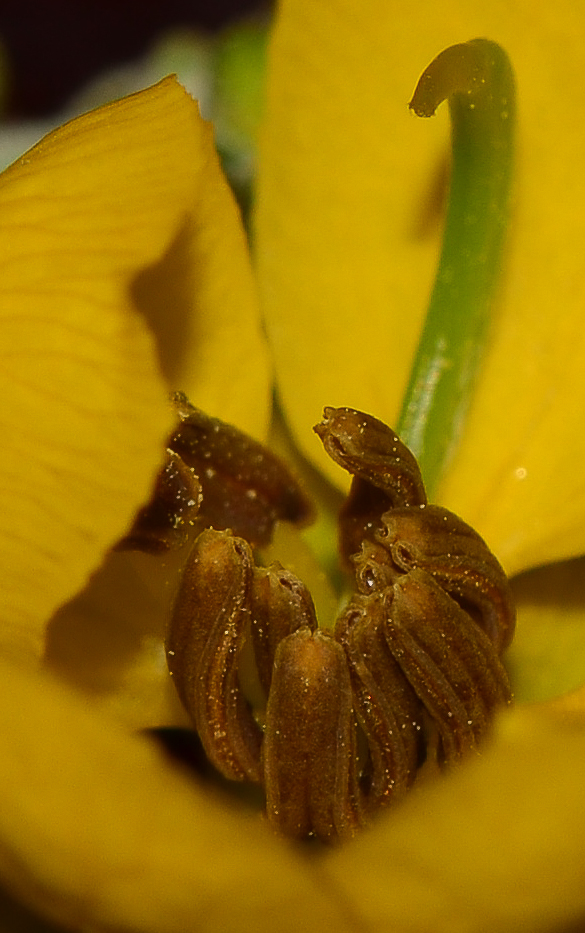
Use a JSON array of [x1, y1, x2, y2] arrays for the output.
[[0, 76, 268, 663], [256, 1, 585, 574], [132, 106, 271, 437], [0, 659, 348, 933], [507, 558, 585, 703], [327, 704, 585, 933]]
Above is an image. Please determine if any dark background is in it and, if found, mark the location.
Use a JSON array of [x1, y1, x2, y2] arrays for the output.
[[0, 0, 269, 116]]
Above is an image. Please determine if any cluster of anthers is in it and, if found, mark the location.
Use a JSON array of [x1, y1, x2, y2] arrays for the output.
[[123, 393, 515, 844]]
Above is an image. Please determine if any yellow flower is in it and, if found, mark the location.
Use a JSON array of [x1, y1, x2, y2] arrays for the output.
[[1, 3, 585, 932]]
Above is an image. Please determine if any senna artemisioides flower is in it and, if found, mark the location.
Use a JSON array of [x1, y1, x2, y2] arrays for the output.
[[2, 1, 585, 930]]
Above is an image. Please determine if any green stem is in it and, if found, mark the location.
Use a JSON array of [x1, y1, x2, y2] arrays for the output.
[[397, 39, 515, 495]]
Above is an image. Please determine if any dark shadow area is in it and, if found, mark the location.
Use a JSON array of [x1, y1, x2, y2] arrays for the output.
[[511, 554, 585, 611], [0, 0, 272, 117], [408, 150, 449, 241], [130, 215, 195, 388], [0, 884, 70, 933]]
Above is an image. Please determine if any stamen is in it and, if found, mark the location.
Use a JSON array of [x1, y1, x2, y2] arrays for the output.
[[163, 402, 515, 842]]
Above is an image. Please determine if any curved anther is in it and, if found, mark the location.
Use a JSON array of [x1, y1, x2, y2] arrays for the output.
[[377, 505, 516, 652], [314, 407, 427, 507], [263, 627, 361, 843], [169, 392, 315, 546], [250, 564, 318, 695], [314, 407, 427, 565], [167, 528, 263, 782], [335, 594, 422, 811], [384, 569, 513, 762]]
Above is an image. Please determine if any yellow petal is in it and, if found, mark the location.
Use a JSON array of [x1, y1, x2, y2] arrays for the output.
[[132, 105, 272, 437], [6, 652, 585, 933], [507, 557, 585, 703], [0, 658, 348, 933], [256, 1, 585, 574], [256, 2, 444, 480], [539, 680, 585, 720], [0, 76, 268, 663], [326, 704, 585, 933]]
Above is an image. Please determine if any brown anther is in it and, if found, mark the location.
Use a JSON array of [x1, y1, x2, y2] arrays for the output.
[[385, 569, 513, 762], [335, 594, 422, 812], [169, 392, 314, 547], [167, 528, 262, 782], [250, 565, 318, 695], [117, 449, 202, 553], [377, 505, 516, 652], [352, 539, 398, 593], [314, 407, 427, 566], [314, 408, 427, 508], [263, 627, 360, 843]]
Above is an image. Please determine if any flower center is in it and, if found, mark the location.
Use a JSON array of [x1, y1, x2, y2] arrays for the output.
[[122, 396, 515, 844]]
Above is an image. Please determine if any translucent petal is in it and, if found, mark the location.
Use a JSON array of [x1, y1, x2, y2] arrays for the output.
[[0, 77, 269, 662], [256, 0, 585, 573]]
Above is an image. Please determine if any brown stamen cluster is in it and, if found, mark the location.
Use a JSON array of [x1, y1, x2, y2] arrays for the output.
[[126, 398, 515, 844]]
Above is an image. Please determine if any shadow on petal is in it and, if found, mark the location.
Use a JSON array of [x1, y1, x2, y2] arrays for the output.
[[44, 548, 189, 729], [507, 556, 585, 703], [132, 216, 195, 390]]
